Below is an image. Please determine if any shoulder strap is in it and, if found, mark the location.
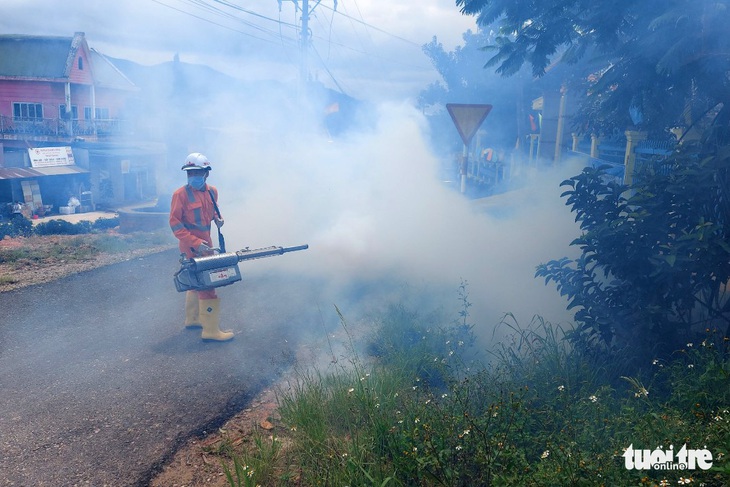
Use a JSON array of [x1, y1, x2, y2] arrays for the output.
[[208, 189, 222, 219], [208, 189, 226, 253]]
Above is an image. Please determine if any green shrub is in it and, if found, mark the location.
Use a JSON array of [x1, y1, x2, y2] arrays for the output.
[[34, 219, 91, 235], [91, 217, 119, 231], [0, 216, 33, 239]]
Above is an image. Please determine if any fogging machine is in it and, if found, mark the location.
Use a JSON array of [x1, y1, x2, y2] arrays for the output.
[[173, 244, 308, 292]]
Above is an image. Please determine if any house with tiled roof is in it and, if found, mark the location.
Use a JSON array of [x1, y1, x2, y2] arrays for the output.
[[0, 32, 164, 216]]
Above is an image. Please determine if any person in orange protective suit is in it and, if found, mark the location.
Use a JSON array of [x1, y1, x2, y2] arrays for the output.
[[169, 152, 233, 341]]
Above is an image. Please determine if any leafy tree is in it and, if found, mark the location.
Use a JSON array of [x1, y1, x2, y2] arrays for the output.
[[456, 0, 730, 135], [456, 0, 730, 365], [536, 132, 730, 362], [419, 29, 527, 156]]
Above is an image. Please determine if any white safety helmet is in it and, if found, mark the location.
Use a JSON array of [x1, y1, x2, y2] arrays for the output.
[[181, 152, 212, 171]]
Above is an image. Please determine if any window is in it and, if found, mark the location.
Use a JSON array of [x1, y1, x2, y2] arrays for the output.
[[78, 57, 83, 70], [59, 104, 78, 119], [84, 107, 110, 120], [13, 102, 43, 120]]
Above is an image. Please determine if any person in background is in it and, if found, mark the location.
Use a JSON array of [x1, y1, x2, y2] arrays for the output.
[[11, 201, 23, 219], [169, 152, 233, 342]]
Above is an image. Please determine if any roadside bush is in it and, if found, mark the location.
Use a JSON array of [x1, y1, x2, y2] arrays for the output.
[[91, 217, 119, 231], [34, 219, 92, 235], [33, 217, 118, 236], [0, 217, 33, 239]]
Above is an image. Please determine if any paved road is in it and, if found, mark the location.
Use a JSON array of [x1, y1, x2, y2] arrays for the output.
[[0, 249, 321, 486]]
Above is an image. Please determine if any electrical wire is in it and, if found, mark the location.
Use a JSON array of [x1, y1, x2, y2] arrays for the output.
[[151, 0, 433, 87], [153, 0, 298, 45], [320, 2, 421, 47]]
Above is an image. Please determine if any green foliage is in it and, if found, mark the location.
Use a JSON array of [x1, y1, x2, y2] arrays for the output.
[[457, 0, 730, 134], [419, 29, 525, 155], [537, 138, 730, 360], [0, 216, 33, 239], [34, 217, 118, 235], [264, 299, 730, 487], [221, 433, 283, 487]]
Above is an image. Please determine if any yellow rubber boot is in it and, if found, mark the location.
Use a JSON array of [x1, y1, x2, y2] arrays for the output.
[[199, 298, 234, 342], [184, 291, 202, 329]]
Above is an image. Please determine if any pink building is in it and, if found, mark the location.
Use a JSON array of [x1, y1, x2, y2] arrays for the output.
[[0, 32, 164, 215]]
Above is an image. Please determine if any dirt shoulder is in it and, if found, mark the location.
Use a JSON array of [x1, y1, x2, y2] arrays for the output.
[[0, 233, 175, 292]]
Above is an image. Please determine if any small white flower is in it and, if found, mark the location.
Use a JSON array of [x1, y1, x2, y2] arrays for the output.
[[589, 395, 598, 403], [634, 387, 649, 398], [687, 342, 693, 348], [541, 450, 550, 459], [462, 429, 470, 436], [557, 385, 565, 392], [441, 393, 448, 398], [688, 364, 694, 369], [455, 445, 463, 451], [348, 388, 355, 393], [652, 359, 659, 365]]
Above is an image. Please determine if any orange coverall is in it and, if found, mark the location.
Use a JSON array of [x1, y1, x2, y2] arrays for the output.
[[169, 183, 221, 299]]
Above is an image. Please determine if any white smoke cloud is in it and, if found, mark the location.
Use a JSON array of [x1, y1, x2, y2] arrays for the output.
[[204, 100, 582, 341]]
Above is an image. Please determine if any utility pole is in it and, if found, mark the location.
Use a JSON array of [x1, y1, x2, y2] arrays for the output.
[[299, 0, 310, 89]]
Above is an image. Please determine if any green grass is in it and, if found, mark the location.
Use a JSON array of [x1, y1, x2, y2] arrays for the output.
[[220, 288, 730, 487], [0, 275, 19, 285]]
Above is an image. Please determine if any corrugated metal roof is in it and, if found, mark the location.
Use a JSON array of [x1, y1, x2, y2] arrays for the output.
[[0, 165, 88, 180], [0, 35, 73, 79], [90, 49, 137, 91]]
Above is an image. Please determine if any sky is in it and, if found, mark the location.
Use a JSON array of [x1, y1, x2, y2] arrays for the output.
[[1, 0, 478, 102]]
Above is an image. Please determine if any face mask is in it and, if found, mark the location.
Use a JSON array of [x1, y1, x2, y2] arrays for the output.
[[188, 175, 206, 190]]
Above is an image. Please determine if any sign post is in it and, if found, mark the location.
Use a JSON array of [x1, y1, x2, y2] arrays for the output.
[[446, 103, 493, 193]]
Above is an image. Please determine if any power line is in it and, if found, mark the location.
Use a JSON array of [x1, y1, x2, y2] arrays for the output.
[[152, 0, 433, 89], [320, 2, 421, 47], [209, 0, 298, 29], [151, 0, 298, 45]]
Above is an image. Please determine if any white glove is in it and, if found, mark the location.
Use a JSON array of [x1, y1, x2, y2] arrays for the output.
[[196, 242, 212, 254]]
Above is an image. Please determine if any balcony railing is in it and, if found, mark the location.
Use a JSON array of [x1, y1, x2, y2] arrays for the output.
[[0, 115, 130, 138]]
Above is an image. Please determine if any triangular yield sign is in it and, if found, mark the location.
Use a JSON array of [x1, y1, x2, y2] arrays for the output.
[[446, 103, 493, 145]]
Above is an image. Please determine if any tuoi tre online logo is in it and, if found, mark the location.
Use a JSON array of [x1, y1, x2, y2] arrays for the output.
[[623, 444, 713, 471]]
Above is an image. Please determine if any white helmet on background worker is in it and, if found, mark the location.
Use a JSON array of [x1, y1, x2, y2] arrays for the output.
[[181, 152, 212, 171]]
